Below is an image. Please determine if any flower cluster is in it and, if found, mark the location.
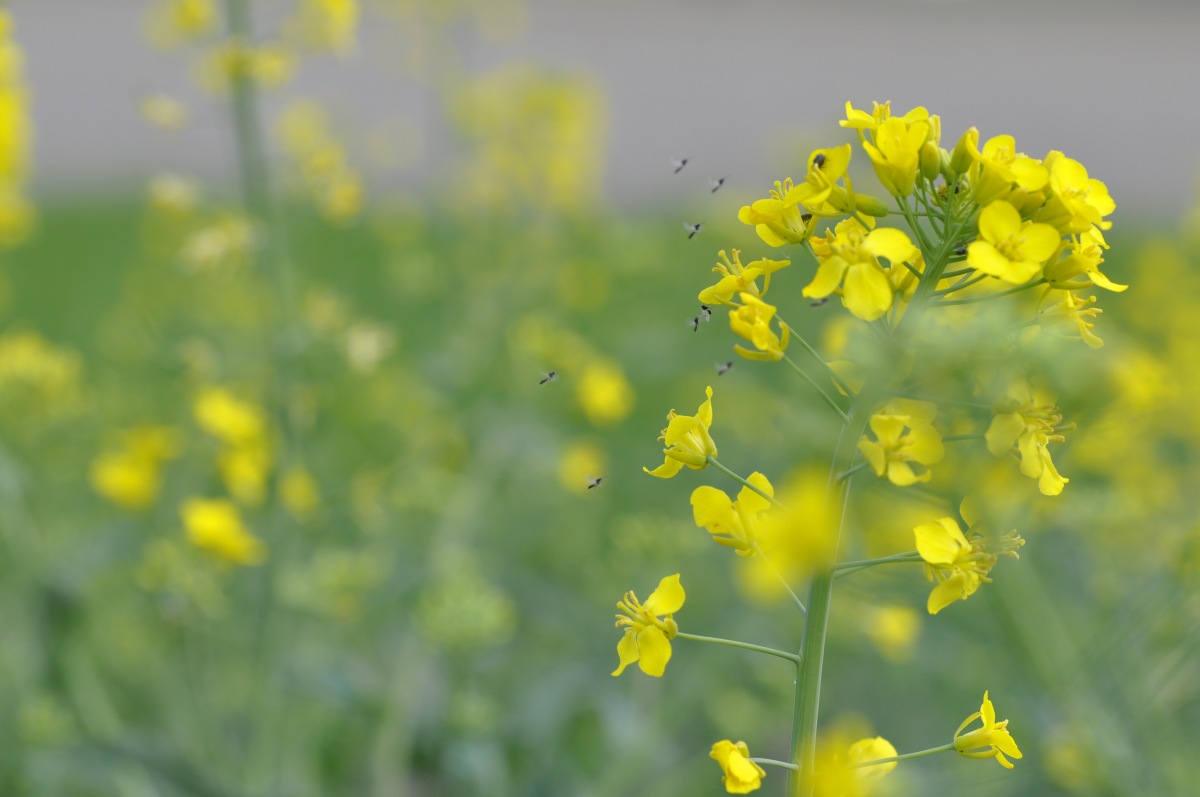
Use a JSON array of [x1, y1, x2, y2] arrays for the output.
[[613, 98, 1122, 794]]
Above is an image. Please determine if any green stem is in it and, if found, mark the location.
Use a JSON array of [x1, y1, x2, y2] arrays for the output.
[[942, 433, 983, 443], [936, 278, 1046, 306], [779, 320, 855, 398], [780, 354, 851, 424], [751, 758, 800, 772], [847, 743, 956, 768], [897, 197, 934, 254], [706, 457, 788, 510], [751, 542, 807, 615], [675, 632, 801, 664], [833, 551, 923, 576], [835, 461, 869, 482]]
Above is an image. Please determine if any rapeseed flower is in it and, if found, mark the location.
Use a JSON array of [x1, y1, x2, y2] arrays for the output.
[[967, 200, 1061, 284], [612, 574, 684, 677], [986, 383, 1069, 495], [954, 691, 1023, 769], [709, 739, 765, 793], [1037, 153, 1115, 233], [1044, 226, 1126, 292], [698, 249, 790, 306], [729, 294, 790, 361], [644, 386, 717, 478], [858, 399, 944, 486], [690, 472, 773, 556], [182, 497, 266, 566], [1038, 288, 1104, 349], [737, 177, 820, 247], [803, 218, 918, 321]]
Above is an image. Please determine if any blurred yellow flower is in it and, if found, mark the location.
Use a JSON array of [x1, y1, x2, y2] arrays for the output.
[[612, 573, 684, 677], [280, 466, 321, 520], [144, 0, 216, 49], [140, 93, 189, 132], [985, 382, 1069, 495], [193, 386, 267, 446], [146, 173, 201, 217], [863, 605, 920, 662], [1038, 288, 1104, 349], [218, 441, 271, 506], [287, 0, 359, 55], [858, 398, 944, 486], [709, 739, 765, 794], [557, 440, 606, 495], [576, 359, 634, 425], [181, 497, 266, 566], [954, 691, 1023, 769], [690, 472, 773, 556], [90, 426, 183, 511], [644, 386, 716, 478]]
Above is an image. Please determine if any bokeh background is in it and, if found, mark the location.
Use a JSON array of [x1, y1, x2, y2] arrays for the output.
[[2, 1, 1199, 796]]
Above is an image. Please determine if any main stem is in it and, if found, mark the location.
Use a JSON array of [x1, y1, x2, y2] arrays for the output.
[[787, 194, 970, 797]]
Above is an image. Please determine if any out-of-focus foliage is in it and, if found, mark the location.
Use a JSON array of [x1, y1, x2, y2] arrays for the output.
[[0, 3, 1196, 797]]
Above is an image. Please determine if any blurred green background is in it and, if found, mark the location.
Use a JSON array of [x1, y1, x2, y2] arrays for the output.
[[1, 1, 1199, 796]]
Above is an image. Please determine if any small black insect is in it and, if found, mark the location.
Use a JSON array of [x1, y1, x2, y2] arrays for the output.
[[813, 153, 827, 169], [671, 157, 689, 174], [699, 303, 712, 322], [539, 371, 558, 385], [811, 297, 829, 308], [716, 361, 733, 376], [709, 176, 727, 193], [684, 222, 703, 239], [586, 476, 604, 490], [689, 316, 701, 332]]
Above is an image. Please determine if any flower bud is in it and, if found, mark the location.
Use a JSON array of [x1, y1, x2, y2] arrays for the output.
[[855, 193, 890, 218], [949, 127, 979, 177], [920, 142, 941, 182]]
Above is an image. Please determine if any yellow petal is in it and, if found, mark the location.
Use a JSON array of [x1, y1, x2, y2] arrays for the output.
[[979, 201, 1021, 244], [842, 262, 893, 321], [864, 227, 917, 263], [915, 518, 967, 565], [985, 412, 1024, 456], [643, 457, 684, 479], [737, 472, 774, 515], [692, 486, 737, 530], [928, 574, 968, 614], [645, 573, 685, 615], [612, 628, 640, 676], [635, 625, 672, 676]]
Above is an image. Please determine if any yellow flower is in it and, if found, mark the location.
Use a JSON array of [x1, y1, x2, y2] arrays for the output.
[[698, 249, 790, 306], [690, 472, 773, 556], [985, 383, 1069, 495], [1038, 288, 1104, 349], [576, 359, 635, 425], [181, 497, 266, 566], [954, 691, 1023, 769], [145, 0, 216, 49], [840, 100, 929, 135], [914, 516, 990, 614], [612, 574, 684, 677], [967, 201, 1061, 284], [140, 93, 189, 132], [863, 605, 920, 662], [1036, 153, 1115, 233], [969, 134, 1049, 205], [193, 386, 267, 445], [90, 426, 184, 511], [644, 386, 717, 478], [803, 218, 918, 321], [281, 466, 321, 519], [737, 178, 819, 247], [863, 116, 929, 198], [287, 0, 359, 55], [846, 736, 899, 782], [709, 739, 766, 794], [1044, 226, 1126, 292], [858, 399, 944, 486], [730, 294, 790, 362]]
